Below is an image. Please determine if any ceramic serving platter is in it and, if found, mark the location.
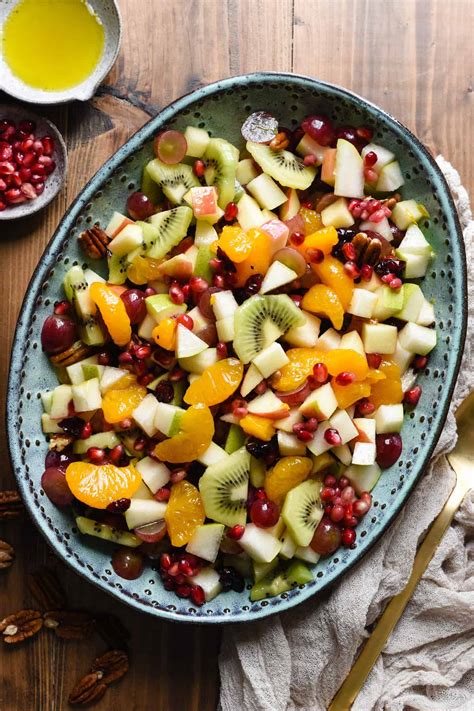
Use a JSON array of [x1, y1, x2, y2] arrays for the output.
[[7, 73, 467, 623]]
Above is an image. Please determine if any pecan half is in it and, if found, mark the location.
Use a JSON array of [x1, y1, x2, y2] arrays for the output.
[[351, 232, 382, 266], [0, 490, 24, 519], [269, 131, 290, 151], [50, 340, 95, 367], [95, 613, 130, 651], [27, 566, 68, 610], [364, 238, 383, 266], [68, 672, 107, 707], [90, 649, 129, 685], [44, 610, 95, 639], [78, 225, 111, 260], [0, 540, 14, 569], [0, 609, 43, 644], [48, 434, 75, 452]]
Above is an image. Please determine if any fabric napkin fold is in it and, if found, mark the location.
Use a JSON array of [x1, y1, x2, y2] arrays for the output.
[[219, 158, 474, 711]]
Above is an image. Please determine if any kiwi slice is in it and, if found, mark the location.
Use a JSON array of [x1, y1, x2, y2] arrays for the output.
[[63, 266, 105, 346], [146, 206, 193, 259], [76, 516, 142, 548], [108, 252, 128, 285], [199, 446, 250, 527], [282, 479, 323, 547], [246, 141, 316, 190], [233, 294, 305, 363], [204, 138, 239, 208], [146, 158, 200, 205], [250, 560, 313, 601], [141, 162, 163, 203]]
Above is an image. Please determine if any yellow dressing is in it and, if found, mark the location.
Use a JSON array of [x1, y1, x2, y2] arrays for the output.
[[2, 0, 105, 91]]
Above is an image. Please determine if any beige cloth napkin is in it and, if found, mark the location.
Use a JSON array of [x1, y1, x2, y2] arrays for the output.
[[219, 158, 474, 711]]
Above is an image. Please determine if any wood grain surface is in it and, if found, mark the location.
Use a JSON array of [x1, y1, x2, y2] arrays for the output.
[[1, 1, 472, 709]]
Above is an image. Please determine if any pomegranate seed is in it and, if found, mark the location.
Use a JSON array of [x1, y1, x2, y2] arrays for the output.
[[144, 287, 156, 297], [323, 474, 337, 487], [290, 232, 305, 246], [307, 374, 320, 390], [366, 353, 382, 369], [135, 345, 151, 360], [87, 447, 106, 464], [338, 476, 350, 489], [296, 429, 314, 443], [360, 264, 373, 281], [389, 277, 403, 290], [54, 300, 70, 315], [307, 247, 324, 263], [155, 487, 170, 502], [313, 362, 328, 383], [35, 182, 45, 195], [193, 159, 205, 177], [216, 341, 228, 357], [227, 524, 245, 540], [342, 528, 356, 546], [39, 156, 55, 174], [344, 513, 358, 528], [41, 136, 54, 155], [0, 200, 5, 211], [330, 504, 345, 523], [356, 399, 376, 416], [0, 161, 15, 175], [357, 126, 373, 142], [169, 367, 186, 381], [290, 294, 303, 307], [22, 151, 36, 168], [181, 283, 191, 300], [21, 138, 34, 152], [178, 561, 194, 576], [189, 276, 208, 293], [170, 469, 187, 484], [21, 182, 37, 200], [31, 163, 46, 177], [320, 487, 336, 503], [370, 209, 386, 223], [169, 284, 184, 304], [118, 351, 133, 364], [191, 585, 205, 606], [364, 151, 378, 167], [80, 422, 92, 439], [324, 428, 342, 446], [305, 417, 318, 432], [213, 274, 225, 288], [138, 373, 155, 386], [301, 200, 313, 209], [109, 444, 125, 464], [133, 435, 147, 451], [360, 491, 372, 505], [414, 355, 427, 370], [0, 178, 6, 191], [210, 258, 222, 272], [353, 499, 370, 517], [224, 202, 238, 221], [31, 173, 44, 185], [341, 486, 355, 504], [404, 385, 422, 406], [160, 553, 172, 570], [344, 261, 360, 279], [18, 167, 31, 182], [32, 139, 44, 155], [364, 167, 378, 183], [0, 143, 12, 161], [9, 173, 22, 188], [342, 242, 356, 261], [335, 371, 356, 386], [177, 313, 194, 330], [303, 154, 317, 166]]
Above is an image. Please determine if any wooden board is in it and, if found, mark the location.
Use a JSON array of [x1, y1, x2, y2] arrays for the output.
[[0, 1, 472, 708]]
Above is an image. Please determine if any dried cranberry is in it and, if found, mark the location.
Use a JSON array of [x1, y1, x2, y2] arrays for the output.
[[154, 380, 174, 403], [58, 416, 86, 438], [374, 257, 405, 278]]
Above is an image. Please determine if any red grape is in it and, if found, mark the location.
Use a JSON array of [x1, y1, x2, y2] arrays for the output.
[[41, 467, 74, 506], [376, 433, 402, 468], [336, 126, 365, 151], [40, 314, 76, 354], [134, 520, 167, 543], [126, 191, 156, 220], [301, 115, 335, 146], [120, 288, 147, 324], [44, 450, 77, 471], [275, 382, 311, 407], [112, 547, 144, 580], [271, 247, 307, 277], [310, 517, 342, 556], [250, 499, 280, 528], [153, 130, 187, 165], [198, 287, 222, 319]]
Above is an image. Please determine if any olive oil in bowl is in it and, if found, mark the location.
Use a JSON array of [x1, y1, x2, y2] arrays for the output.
[[2, 0, 105, 92]]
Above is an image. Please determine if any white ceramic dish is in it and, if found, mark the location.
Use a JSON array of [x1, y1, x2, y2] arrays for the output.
[[0, 0, 121, 104]]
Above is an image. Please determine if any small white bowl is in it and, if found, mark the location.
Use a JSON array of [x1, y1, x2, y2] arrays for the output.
[[0, 104, 67, 221], [0, 0, 121, 104]]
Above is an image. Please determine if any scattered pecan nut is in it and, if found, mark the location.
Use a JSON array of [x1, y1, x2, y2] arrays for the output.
[[351, 232, 383, 266], [49, 340, 95, 367], [90, 649, 129, 685], [0, 609, 43, 644], [269, 131, 289, 151], [44, 610, 95, 639], [68, 672, 107, 707], [78, 225, 111, 260], [0, 490, 24, 520], [0, 540, 15, 569], [95, 613, 130, 651], [364, 237, 383, 266], [48, 433, 75, 452], [27, 566, 68, 610]]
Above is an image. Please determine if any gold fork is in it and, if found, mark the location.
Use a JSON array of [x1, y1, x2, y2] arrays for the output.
[[328, 391, 474, 711]]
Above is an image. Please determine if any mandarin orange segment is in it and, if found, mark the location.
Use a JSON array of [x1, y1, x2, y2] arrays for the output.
[[301, 284, 344, 330], [65, 462, 142, 509], [365, 369, 387, 384], [272, 347, 325, 392], [152, 318, 177, 350], [312, 255, 354, 310], [264, 456, 312, 505], [89, 282, 131, 347], [153, 403, 214, 463], [323, 349, 369, 381], [102, 384, 147, 424], [299, 207, 324, 234], [165, 480, 205, 547], [368, 361, 403, 407], [127, 256, 163, 284], [239, 414, 275, 441], [218, 225, 257, 263], [296, 226, 338, 258], [184, 358, 243, 406], [332, 381, 371, 409], [233, 228, 272, 287]]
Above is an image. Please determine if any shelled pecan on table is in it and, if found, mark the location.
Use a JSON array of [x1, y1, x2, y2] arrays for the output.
[[27, 566, 68, 610], [0, 490, 24, 519], [69, 650, 129, 707], [44, 610, 96, 640], [0, 609, 43, 644], [0, 540, 14, 570]]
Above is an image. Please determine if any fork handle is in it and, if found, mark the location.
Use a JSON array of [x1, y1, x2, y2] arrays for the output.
[[328, 477, 469, 711]]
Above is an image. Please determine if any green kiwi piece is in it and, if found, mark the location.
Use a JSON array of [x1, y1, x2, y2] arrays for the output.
[[250, 560, 313, 601], [63, 266, 105, 345], [199, 446, 250, 527], [225, 423, 247, 454], [204, 138, 239, 208], [146, 206, 193, 259], [233, 294, 305, 363], [246, 141, 316, 190], [146, 158, 200, 205], [76, 516, 142, 548], [282, 479, 323, 547], [108, 252, 128, 285], [141, 162, 163, 203]]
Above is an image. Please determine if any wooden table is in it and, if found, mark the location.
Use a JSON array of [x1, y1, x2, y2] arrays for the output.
[[1, 1, 472, 708]]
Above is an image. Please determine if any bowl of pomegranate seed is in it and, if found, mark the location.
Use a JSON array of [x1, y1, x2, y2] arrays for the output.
[[0, 104, 67, 219]]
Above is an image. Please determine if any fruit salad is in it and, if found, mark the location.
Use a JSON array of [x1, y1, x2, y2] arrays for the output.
[[39, 111, 437, 606]]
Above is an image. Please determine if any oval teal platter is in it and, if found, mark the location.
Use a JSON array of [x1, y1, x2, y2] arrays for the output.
[[7, 73, 467, 623]]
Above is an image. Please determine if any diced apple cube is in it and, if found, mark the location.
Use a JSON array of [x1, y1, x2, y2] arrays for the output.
[[186, 523, 224, 563], [361, 143, 395, 170], [279, 529, 297, 559], [41, 413, 63, 434], [247, 390, 289, 419], [41, 390, 53, 414], [375, 161, 404, 192], [321, 197, 354, 228], [316, 328, 341, 351], [417, 299, 435, 326], [154, 403, 183, 436], [253, 342, 289, 378], [345, 463, 381, 494], [340, 330, 365, 355], [348, 289, 378, 318], [125, 499, 167, 530], [294, 545, 320, 564], [133, 394, 159, 436], [189, 186, 219, 221], [176, 324, 208, 358], [260, 219, 290, 254], [236, 158, 259, 185], [394, 284, 425, 323], [358, 271, 383, 292], [184, 126, 210, 157], [328, 409, 359, 444], [194, 220, 218, 246], [277, 431, 307, 456], [274, 408, 303, 432], [50, 384, 73, 419], [186, 567, 222, 601], [359, 216, 393, 241], [237, 193, 266, 231], [398, 323, 437, 355], [332, 444, 352, 465], [321, 148, 337, 186], [197, 442, 229, 466], [211, 290, 239, 321], [374, 404, 404, 434], [391, 199, 428, 230], [279, 188, 300, 221], [105, 211, 133, 238], [135, 457, 170, 493], [260, 261, 297, 294], [306, 421, 334, 456], [247, 173, 288, 210], [392, 339, 413, 373], [352, 441, 376, 465], [334, 139, 364, 198], [353, 417, 376, 444], [397, 224, 432, 255], [216, 316, 235, 342], [72, 378, 102, 413], [99, 366, 128, 394], [239, 523, 282, 563], [108, 223, 143, 257], [179, 347, 219, 374], [299, 382, 338, 421], [362, 323, 397, 354], [397, 251, 431, 278], [296, 133, 328, 164], [240, 363, 264, 397], [285, 312, 321, 347]]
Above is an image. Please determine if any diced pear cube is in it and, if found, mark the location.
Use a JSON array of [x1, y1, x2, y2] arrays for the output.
[[133, 394, 159, 436], [237, 193, 266, 231], [41, 413, 63, 433], [359, 216, 393, 241], [375, 161, 404, 192], [284, 312, 321, 347], [135, 457, 170, 493], [352, 441, 376, 466], [316, 328, 341, 351], [340, 330, 365, 355], [362, 323, 398, 354], [361, 143, 395, 170], [391, 199, 427, 230], [197, 442, 228, 466], [247, 173, 288, 210], [299, 383, 338, 421], [72, 378, 102, 413], [397, 251, 431, 278], [240, 363, 264, 397], [184, 126, 210, 157], [50, 384, 72, 419], [306, 421, 334, 456], [348, 289, 378, 318], [321, 197, 354, 228], [397, 224, 432, 256], [392, 340, 413, 373], [398, 323, 437, 355], [274, 409, 304, 432], [186, 567, 222, 601], [345, 463, 381, 494], [328, 409, 358, 444], [259, 261, 297, 294], [125, 499, 167, 530], [41, 390, 53, 414], [239, 523, 282, 563], [374, 404, 404, 434], [236, 158, 259, 186], [334, 139, 364, 198], [216, 316, 235, 342], [417, 299, 435, 326], [332, 444, 352, 465], [353, 417, 376, 444], [252, 342, 289, 378], [277, 431, 307, 456], [211, 290, 239, 320], [279, 529, 297, 559], [108, 223, 143, 257], [185, 523, 225, 563]]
